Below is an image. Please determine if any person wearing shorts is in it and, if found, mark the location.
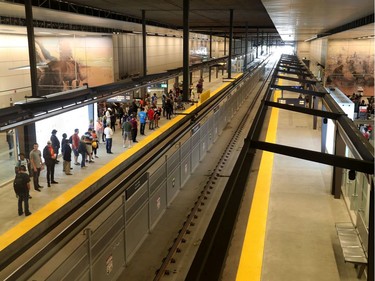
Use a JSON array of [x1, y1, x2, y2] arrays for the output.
[[122, 118, 132, 148]]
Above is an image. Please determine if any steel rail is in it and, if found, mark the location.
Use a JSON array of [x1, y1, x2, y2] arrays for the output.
[[184, 57, 277, 281]]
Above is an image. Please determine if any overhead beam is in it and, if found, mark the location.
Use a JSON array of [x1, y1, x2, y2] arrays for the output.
[[264, 100, 343, 119], [250, 141, 374, 174], [190, 25, 276, 30], [275, 75, 317, 85], [278, 64, 307, 71], [279, 61, 302, 65], [271, 85, 325, 97], [277, 68, 314, 77]]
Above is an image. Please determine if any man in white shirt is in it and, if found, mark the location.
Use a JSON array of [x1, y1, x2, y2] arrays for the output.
[[105, 108, 112, 128], [103, 124, 114, 154]]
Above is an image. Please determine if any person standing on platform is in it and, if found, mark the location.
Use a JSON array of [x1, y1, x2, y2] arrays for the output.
[[71, 128, 80, 166], [13, 165, 31, 216], [84, 129, 94, 163], [162, 93, 167, 117], [165, 98, 173, 120], [91, 129, 99, 158], [147, 106, 155, 130], [6, 129, 14, 158], [131, 100, 139, 116], [61, 133, 68, 153], [43, 140, 58, 187], [15, 152, 31, 176], [154, 107, 161, 128], [62, 139, 73, 175], [138, 108, 147, 135], [130, 115, 138, 143], [152, 93, 158, 106], [78, 136, 88, 168], [95, 119, 104, 143], [110, 108, 117, 133], [196, 76, 204, 94], [103, 124, 114, 154], [105, 108, 112, 129], [122, 117, 132, 148], [29, 143, 43, 191], [50, 129, 60, 164], [61, 133, 68, 172]]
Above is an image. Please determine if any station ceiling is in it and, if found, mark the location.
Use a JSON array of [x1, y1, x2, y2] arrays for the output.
[[0, 0, 374, 42]]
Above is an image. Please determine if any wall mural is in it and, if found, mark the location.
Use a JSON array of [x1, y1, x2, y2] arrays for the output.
[[325, 40, 374, 96], [35, 40, 86, 95], [34, 37, 113, 96]]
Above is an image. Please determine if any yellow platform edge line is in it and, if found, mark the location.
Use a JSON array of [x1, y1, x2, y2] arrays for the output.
[[0, 74, 241, 251], [235, 89, 280, 281]]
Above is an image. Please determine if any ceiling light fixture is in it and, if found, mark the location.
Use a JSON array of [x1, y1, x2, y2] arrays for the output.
[[356, 35, 374, 40], [304, 35, 317, 42]]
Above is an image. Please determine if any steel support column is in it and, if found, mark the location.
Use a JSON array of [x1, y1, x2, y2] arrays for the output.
[[142, 10, 147, 76], [25, 0, 38, 97], [209, 32, 212, 82], [224, 36, 226, 56], [18, 121, 36, 158], [250, 35, 253, 62], [244, 23, 248, 72], [182, 0, 190, 101], [256, 28, 259, 59], [223, 36, 226, 75], [227, 9, 233, 79], [209, 32, 212, 58]]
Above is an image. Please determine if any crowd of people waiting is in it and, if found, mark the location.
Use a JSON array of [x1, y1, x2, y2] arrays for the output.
[[12, 87, 197, 217]]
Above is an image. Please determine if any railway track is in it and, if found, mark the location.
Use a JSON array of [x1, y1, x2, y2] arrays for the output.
[[154, 57, 277, 281], [0, 59, 270, 280]]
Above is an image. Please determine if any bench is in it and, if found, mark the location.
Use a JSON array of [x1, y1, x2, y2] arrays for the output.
[[335, 222, 367, 278]]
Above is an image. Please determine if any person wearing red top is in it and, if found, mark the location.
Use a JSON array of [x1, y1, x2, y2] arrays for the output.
[[147, 107, 155, 130], [70, 128, 80, 165]]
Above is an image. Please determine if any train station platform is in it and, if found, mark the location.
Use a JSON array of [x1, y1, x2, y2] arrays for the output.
[[114, 64, 365, 280], [0, 56, 365, 281], [222, 82, 364, 280], [0, 69, 239, 237]]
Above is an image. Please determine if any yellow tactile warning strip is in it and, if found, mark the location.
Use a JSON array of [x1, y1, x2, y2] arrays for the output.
[[235, 87, 280, 280], [0, 74, 242, 252]]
